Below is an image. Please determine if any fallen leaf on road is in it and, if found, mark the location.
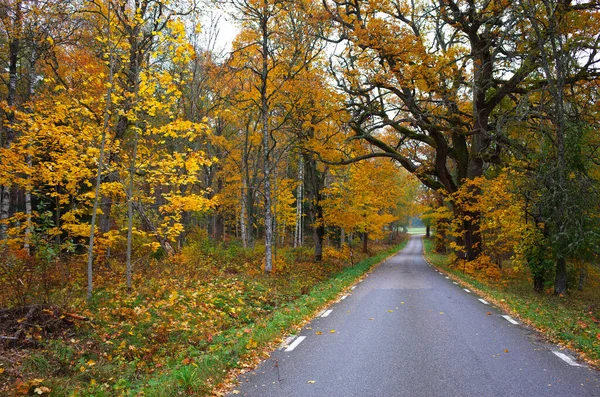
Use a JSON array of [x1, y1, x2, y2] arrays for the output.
[[439, 312, 444, 315], [368, 318, 374, 320], [329, 329, 336, 333], [486, 312, 491, 315], [388, 310, 394, 313], [401, 302, 405, 304], [315, 331, 322, 335], [232, 391, 240, 395], [308, 380, 316, 384], [306, 327, 312, 330], [504, 349, 509, 353]]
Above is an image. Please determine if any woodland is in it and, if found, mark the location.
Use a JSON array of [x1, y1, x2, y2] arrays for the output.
[[0, 0, 599, 395]]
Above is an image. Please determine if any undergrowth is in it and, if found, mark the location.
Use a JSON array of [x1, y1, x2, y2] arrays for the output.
[[0, 238, 407, 396]]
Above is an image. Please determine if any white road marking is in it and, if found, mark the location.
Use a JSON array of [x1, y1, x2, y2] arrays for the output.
[[463, 289, 471, 293], [453, 282, 458, 285], [552, 350, 583, 367], [316, 310, 326, 317], [322, 310, 333, 318], [285, 336, 306, 352], [502, 315, 519, 325], [445, 276, 450, 279], [351, 286, 356, 290], [280, 335, 296, 349], [340, 295, 348, 300], [478, 298, 489, 305]]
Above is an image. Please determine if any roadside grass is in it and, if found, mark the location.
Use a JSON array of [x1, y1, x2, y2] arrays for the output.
[[407, 227, 427, 235], [422, 238, 600, 366], [2, 239, 407, 396]]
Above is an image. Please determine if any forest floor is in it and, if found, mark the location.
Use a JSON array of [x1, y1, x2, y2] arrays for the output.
[[422, 237, 600, 368], [0, 238, 406, 396]]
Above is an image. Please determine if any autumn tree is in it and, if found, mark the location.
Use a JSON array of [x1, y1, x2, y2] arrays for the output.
[[322, 0, 600, 262]]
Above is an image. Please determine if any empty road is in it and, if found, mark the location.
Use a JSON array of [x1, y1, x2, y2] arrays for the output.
[[229, 236, 600, 396]]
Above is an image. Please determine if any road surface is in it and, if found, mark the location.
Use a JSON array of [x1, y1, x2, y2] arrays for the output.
[[228, 236, 600, 396]]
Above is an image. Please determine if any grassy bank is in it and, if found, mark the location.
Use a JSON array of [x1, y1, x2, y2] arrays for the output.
[[422, 238, 600, 366], [1, 239, 407, 396]]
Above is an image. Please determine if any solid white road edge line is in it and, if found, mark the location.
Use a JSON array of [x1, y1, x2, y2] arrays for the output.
[[464, 288, 471, 293], [552, 350, 583, 367], [502, 315, 519, 325], [478, 298, 489, 305], [285, 336, 306, 352], [316, 309, 326, 317], [322, 310, 333, 318]]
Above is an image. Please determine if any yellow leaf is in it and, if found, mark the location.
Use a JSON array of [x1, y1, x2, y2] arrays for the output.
[[0, 368, 4, 374], [439, 312, 444, 315], [329, 329, 336, 333], [87, 359, 96, 366], [232, 391, 240, 395], [315, 331, 322, 335], [388, 310, 394, 313]]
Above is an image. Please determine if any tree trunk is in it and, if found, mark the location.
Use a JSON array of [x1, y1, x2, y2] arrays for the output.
[[87, 1, 114, 301], [362, 232, 368, 254], [240, 178, 248, 248], [426, 225, 430, 238], [294, 155, 303, 248], [126, 127, 138, 292], [260, 0, 273, 273], [303, 152, 325, 262], [0, 2, 21, 240]]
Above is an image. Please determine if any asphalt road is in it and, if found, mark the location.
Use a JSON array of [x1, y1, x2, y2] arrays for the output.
[[228, 236, 600, 397]]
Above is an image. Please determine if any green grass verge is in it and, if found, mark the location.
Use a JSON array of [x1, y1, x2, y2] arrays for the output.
[[422, 238, 600, 366], [133, 240, 408, 396]]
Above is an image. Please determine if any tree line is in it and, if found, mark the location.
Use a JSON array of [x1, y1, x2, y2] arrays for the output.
[[0, 0, 598, 301]]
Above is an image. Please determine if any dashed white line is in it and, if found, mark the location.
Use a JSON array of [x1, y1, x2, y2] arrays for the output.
[[316, 309, 326, 317], [340, 295, 348, 300], [351, 286, 356, 290], [478, 298, 489, 305], [445, 276, 450, 279], [280, 335, 296, 349], [321, 310, 333, 318], [502, 315, 519, 325], [284, 336, 306, 352], [453, 282, 458, 285], [552, 350, 583, 367], [463, 289, 471, 293]]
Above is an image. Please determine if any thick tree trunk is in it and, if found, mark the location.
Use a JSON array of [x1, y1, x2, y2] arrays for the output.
[[362, 232, 368, 254], [426, 225, 430, 238], [303, 152, 325, 262], [554, 256, 567, 295]]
